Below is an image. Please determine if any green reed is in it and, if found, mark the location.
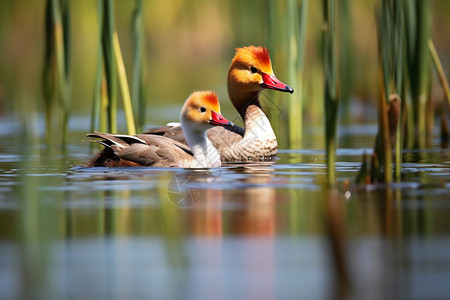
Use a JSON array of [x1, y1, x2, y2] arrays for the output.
[[263, 0, 307, 148], [102, 0, 118, 133], [91, 0, 105, 133], [264, 0, 284, 141], [115, 31, 137, 135], [287, 0, 308, 148], [43, 0, 71, 149], [91, 0, 136, 135], [428, 39, 450, 146], [364, 0, 434, 183], [404, 0, 431, 149], [338, 0, 352, 124], [375, 0, 405, 183], [132, 0, 146, 132], [428, 39, 450, 108], [322, 0, 340, 187]]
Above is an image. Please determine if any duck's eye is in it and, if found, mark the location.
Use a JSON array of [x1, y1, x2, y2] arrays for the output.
[[200, 107, 206, 113], [250, 66, 258, 73]]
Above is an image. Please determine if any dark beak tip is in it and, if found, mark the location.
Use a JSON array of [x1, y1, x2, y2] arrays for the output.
[[286, 86, 294, 94]]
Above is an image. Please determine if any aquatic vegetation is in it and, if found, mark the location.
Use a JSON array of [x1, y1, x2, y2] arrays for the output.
[[322, 0, 340, 187], [429, 39, 450, 146], [43, 0, 71, 149], [286, 0, 308, 148], [404, 0, 432, 149], [374, 0, 405, 183], [91, 0, 136, 135], [1, 1, 450, 299], [132, 0, 147, 133]]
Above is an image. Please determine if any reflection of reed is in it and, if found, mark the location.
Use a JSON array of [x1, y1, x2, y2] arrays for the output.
[[324, 188, 350, 300]]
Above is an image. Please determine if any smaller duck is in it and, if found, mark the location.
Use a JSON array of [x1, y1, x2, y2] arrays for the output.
[[86, 91, 232, 168]]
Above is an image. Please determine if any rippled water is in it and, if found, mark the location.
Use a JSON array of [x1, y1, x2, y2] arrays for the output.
[[0, 116, 449, 300]]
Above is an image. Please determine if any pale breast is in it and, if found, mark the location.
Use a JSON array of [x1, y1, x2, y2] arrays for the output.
[[219, 105, 278, 162]]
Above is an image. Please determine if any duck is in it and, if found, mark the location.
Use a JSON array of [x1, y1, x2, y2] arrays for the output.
[[86, 91, 232, 168], [145, 46, 294, 162]]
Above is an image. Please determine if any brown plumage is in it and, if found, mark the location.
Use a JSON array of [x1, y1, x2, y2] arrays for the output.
[[86, 91, 232, 168], [86, 133, 195, 167], [145, 125, 243, 150]]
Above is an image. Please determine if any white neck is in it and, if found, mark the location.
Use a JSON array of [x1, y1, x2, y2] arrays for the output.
[[182, 121, 221, 168], [243, 105, 276, 141]]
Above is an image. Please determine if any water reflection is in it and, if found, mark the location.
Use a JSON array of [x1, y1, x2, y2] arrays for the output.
[[1, 142, 450, 299]]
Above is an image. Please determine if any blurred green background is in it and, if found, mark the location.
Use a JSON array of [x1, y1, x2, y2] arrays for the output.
[[0, 0, 449, 139], [0, 2, 450, 298]]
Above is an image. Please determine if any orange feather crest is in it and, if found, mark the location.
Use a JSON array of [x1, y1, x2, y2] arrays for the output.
[[193, 90, 220, 113], [235, 46, 271, 68], [202, 91, 219, 107]]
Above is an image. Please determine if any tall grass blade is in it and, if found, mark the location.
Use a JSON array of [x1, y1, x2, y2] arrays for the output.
[[372, 0, 405, 183], [393, 0, 404, 182], [43, 0, 54, 143], [114, 31, 136, 135], [378, 76, 393, 183], [43, 0, 70, 149], [287, 0, 308, 148], [428, 39, 450, 108], [286, 0, 299, 147], [91, 0, 104, 133], [92, 0, 137, 135], [404, 0, 431, 148], [378, 0, 393, 183], [338, 0, 352, 124], [132, 0, 146, 132], [265, 0, 284, 139], [102, 0, 117, 133], [60, 0, 71, 146], [322, 0, 340, 187]]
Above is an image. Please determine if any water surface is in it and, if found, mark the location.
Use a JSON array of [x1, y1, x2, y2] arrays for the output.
[[0, 116, 449, 299]]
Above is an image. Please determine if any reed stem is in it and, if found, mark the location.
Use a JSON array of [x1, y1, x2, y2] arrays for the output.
[[132, 0, 146, 132], [102, 0, 117, 133], [404, 0, 431, 148], [43, 0, 70, 149], [287, 0, 308, 148], [378, 69, 392, 183], [323, 0, 340, 187], [428, 39, 450, 108], [114, 31, 136, 135], [91, 0, 104, 133], [286, 0, 299, 147], [374, 0, 406, 183]]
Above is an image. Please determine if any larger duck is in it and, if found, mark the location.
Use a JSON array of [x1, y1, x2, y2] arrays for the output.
[[145, 46, 293, 162], [87, 91, 231, 168]]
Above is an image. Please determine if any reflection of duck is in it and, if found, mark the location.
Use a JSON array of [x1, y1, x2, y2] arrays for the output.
[[87, 91, 231, 168], [182, 164, 277, 236], [146, 46, 294, 162], [227, 165, 277, 236]]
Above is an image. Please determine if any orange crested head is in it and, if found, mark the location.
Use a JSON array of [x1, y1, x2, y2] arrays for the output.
[[182, 90, 220, 113], [201, 90, 221, 113], [227, 46, 293, 113], [231, 46, 272, 73], [181, 90, 231, 129]]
